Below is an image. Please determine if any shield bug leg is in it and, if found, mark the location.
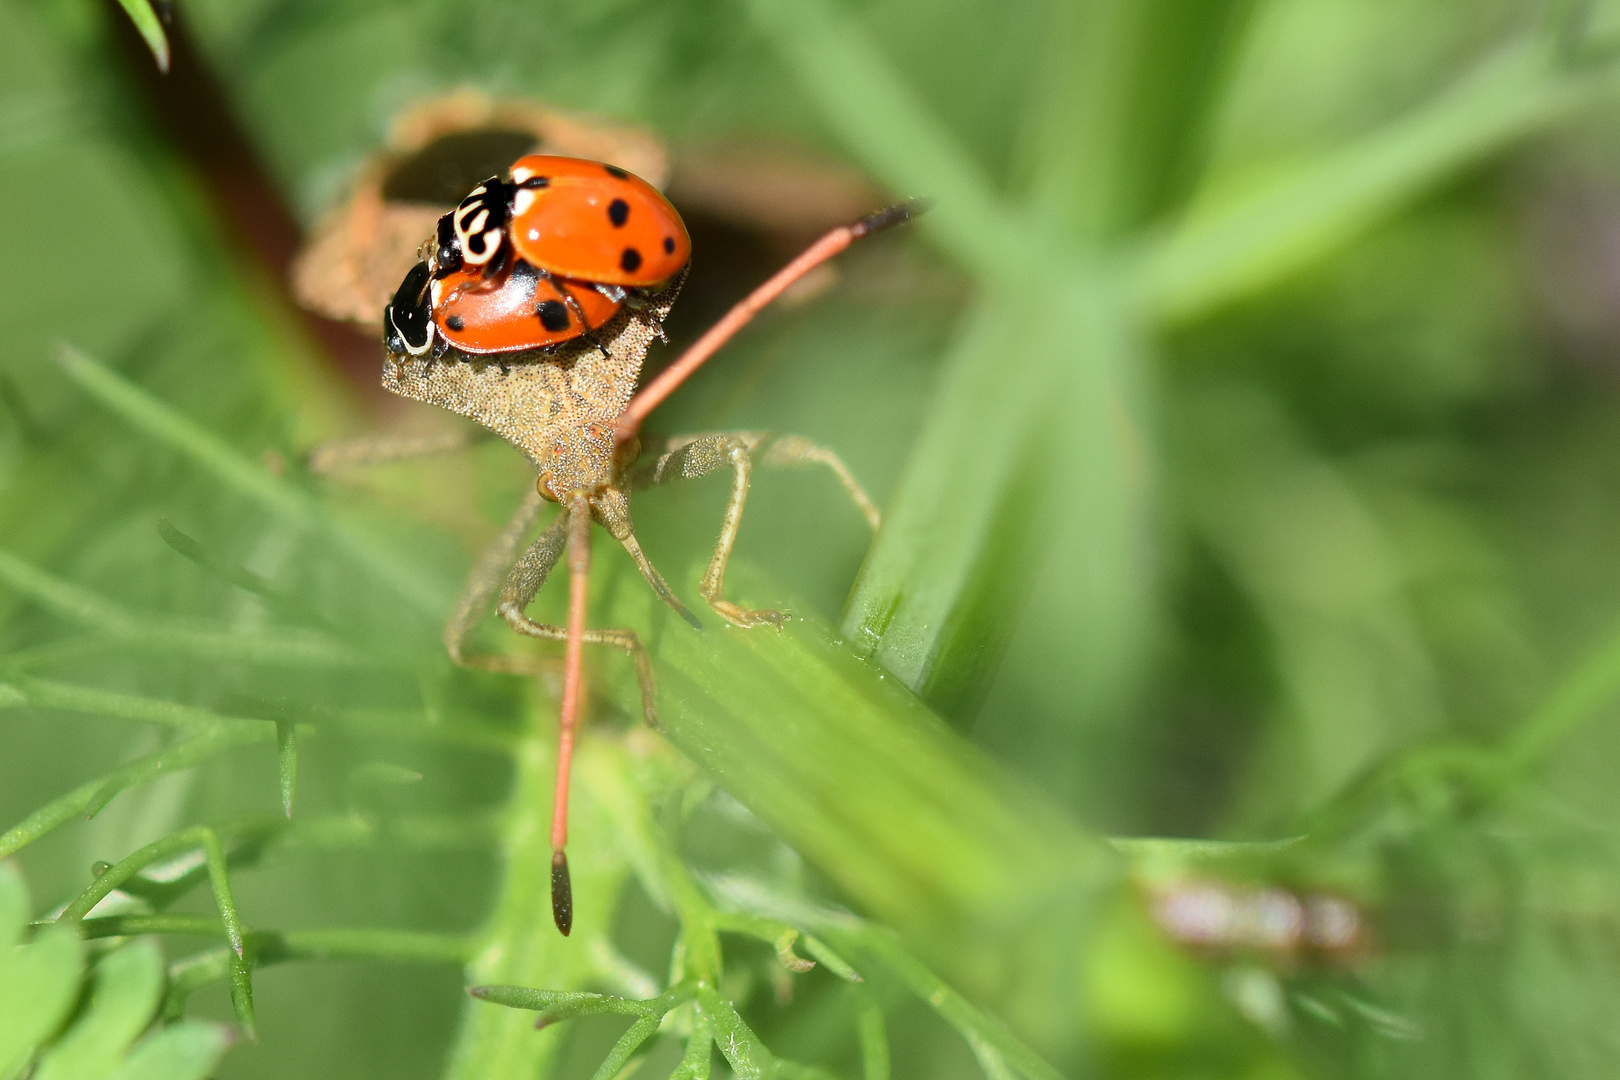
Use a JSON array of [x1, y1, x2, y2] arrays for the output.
[[635, 432, 783, 629], [481, 503, 659, 726], [443, 485, 551, 673], [616, 530, 703, 631], [307, 428, 473, 476], [632, 432, 882, 628], [758, 434, 882, 532]]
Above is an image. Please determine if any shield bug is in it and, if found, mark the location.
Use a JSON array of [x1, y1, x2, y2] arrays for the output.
[[348, 168, 922, 934]]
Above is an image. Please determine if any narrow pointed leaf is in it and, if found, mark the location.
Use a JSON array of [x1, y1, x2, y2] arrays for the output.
[[113, 0, 170, 73], [467, 985, 679, 1023], [586, 1014, 661, 1080], [697, 988, 774, 1080], [276, 723, 297, 818]]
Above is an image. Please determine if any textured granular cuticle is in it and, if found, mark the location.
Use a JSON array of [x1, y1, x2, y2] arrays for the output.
[[383, 274, 684, 467]]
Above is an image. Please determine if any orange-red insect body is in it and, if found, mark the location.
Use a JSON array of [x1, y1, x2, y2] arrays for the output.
[[386, 155, 690, 359], [506, 156, 690, 285], [434, 261, 622, 354]]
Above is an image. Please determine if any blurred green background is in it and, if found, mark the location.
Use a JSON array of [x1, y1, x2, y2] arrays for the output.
[[7, 0, 1620, 1077]]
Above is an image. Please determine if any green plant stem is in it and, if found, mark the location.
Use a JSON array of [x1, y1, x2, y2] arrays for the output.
[[1, 669, 516, 756], [0, 676, 276, 732], [162, 929, 473, 1021], [670, 1013, 713, 1080], [57, 825, 257, 1035], [709, 913, 816, 973], [59, 828, 243, 947], [856, 990, 890, 1080], [707, 876, 1063, 1080], [440, 690, 631, 1080], [1135, 32, 1620, 323], [74, 914, 474, 962], [590, 1015, 662, 1080], [0, 727, 269, 859], [829, 925, 1063, 1080], [1506, 614, 1620, 769], [698, 986, 776, 1080], [54, 345, 450, 617], [0, 549, 363, 668]]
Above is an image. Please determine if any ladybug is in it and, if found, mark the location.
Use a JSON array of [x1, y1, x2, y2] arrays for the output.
[[384, 257, 624, 357], [387, 155, 690, 359], [432, 155, 690, 287]]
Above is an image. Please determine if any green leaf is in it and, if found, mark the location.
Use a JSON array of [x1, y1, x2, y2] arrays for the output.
[[0, 924, 82, 1078], [605, 559, 1116, 1004], [113, 0, 170, 73], [32, 941, 165, 1080], [53, 344, 316, 527], [1171, 380, 1442, 811], [743, 0, 1031, 274], [0, 863, 24, 950], [1015, 0, 1257, 240], [1506, 612, 1620, 769], [59, 828, 248, 987], [105, 1022, 231, 1080]]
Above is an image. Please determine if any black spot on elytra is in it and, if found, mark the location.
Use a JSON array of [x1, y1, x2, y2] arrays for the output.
[[445, 314, 465, 331], [604, 164, 629, 179], [519, 175, 549, 189], [663, 236, 675, 255], [537, 300, 570, 332], [608, 198, 629, 227], [620, 247, 642, 273]]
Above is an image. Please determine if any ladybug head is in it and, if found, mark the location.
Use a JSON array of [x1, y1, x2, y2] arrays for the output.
[[384, 261, 435, 357], [429, 213, 463, 278]]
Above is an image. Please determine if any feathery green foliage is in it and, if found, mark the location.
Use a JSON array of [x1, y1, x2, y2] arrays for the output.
[[6, 0, 1620, 1078]]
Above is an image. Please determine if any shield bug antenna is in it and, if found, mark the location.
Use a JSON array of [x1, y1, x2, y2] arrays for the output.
[[337, 155, 926, 935]]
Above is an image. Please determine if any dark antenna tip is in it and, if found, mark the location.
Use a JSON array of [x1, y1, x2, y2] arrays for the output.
[[851, 198, 933, 238], [551, 850, 573, 936]]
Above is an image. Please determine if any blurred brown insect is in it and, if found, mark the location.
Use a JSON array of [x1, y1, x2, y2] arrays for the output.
[[1146, 876, 1370, 965]]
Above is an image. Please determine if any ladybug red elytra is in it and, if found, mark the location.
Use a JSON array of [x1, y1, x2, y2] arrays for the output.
[[385, 155, 690, 358], [506, 156, 690, 285]]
